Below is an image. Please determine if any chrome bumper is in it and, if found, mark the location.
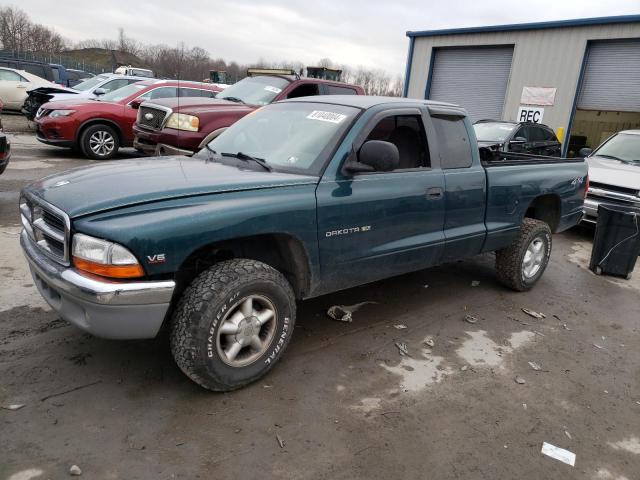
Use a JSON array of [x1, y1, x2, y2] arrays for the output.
[[21, 230, 176, 339], [583, 197, 640, 225]]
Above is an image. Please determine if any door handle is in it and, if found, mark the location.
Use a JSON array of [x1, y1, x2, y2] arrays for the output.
[[426, 187, 443, 199]]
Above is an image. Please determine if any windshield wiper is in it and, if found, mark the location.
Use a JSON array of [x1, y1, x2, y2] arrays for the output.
[[221, 151, 272, 172], [221, 96, 246, 104], [597, 154, 624, 161], [203, 144, 222, 163]]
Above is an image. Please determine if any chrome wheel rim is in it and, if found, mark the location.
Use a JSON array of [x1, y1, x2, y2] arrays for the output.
[[216, 295, 277, 367], [89, 131, 115, 157], [522, 237, 545, 279]]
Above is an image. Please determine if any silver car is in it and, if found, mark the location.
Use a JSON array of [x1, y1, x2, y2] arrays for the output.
[[582, 130, 640, 223]]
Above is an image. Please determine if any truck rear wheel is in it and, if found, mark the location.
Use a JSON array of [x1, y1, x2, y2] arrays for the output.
[[170, 259, 296, 391], [495, 218, 552, 291]]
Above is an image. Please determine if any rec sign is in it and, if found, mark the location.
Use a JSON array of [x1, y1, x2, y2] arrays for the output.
[[517, 106, 544, 123]]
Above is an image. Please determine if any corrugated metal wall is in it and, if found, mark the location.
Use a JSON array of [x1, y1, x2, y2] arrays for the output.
[[406, 23, 640, 135], [429, 46, 514, 121]]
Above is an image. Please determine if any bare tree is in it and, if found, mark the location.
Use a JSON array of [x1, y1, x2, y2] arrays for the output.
[[0, 6, 67, 53]]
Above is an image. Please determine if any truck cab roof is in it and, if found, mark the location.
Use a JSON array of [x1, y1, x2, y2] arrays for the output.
[[282, 95, 463, 112]]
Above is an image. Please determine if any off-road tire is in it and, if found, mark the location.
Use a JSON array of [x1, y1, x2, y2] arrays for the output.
[[79, 124, 119, 160], [496, 218, 552, 291], [170, 259, 296, 391]]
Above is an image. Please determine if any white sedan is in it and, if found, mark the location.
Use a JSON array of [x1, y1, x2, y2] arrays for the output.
[[0, 67, 57, 112]]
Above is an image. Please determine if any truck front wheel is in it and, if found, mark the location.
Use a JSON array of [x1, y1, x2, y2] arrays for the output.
[[170, 259, 296, 391], [495, 218, 552, 291]]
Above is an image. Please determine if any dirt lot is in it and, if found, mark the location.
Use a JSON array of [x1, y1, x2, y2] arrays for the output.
[[1, 116, 639, 480]]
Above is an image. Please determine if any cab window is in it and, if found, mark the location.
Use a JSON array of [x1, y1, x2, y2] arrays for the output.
[[431, 116, 472, 169], [287, 83, 320, 99], [365, 115, 431, 170]]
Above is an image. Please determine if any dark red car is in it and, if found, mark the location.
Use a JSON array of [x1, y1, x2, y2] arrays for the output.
[[35, 80, 222, 159], [133, 73, 365, 156]]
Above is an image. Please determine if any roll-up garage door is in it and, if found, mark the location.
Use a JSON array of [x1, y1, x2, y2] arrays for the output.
[[577, 40, 640, 112], [428, 46, 514, 122]]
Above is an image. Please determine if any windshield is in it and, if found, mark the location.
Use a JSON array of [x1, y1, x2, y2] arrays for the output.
[[201, 102, 359, 175], [99, 83, 147, 102], [74, 75, 108, 91], [473, 122, 516, 142], [217, 76, 290, 106], [594, 133, 640, 163]]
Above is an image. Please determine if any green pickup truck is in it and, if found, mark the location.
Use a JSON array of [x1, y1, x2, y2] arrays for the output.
[[20, 96, 588, 391]]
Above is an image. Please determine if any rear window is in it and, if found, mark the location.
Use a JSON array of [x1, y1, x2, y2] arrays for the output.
[[51, 67, 60, 82], [432, 116, 473, 169]]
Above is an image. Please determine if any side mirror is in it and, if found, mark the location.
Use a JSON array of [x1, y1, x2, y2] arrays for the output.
[[579, 147, 593, 158], [94, 88, 106, 96], [129, 98, 144, 109], [358, 140, 399, 171]]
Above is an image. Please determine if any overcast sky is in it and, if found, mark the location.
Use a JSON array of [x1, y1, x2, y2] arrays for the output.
[[12, 0, 640, 76]]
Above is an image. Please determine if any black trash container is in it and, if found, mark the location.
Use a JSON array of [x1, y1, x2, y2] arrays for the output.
[[589, 205, 640, 279]]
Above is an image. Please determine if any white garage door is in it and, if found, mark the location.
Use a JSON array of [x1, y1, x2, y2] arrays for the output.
[[428, 46, 514, 122], [577, 40, 640, 112]]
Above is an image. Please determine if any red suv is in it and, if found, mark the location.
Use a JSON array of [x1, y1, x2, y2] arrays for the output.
[[35, 80, 222, 160]]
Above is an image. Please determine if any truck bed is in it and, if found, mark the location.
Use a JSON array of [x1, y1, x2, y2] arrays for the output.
[[481, 150, 585, 167]]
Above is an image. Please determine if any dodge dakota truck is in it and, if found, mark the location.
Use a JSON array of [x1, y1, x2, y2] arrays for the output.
[[20, 96, 588, 391], [132, 71, 364, 156]]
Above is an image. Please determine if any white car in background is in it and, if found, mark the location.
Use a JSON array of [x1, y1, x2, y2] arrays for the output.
[[0, 67, 57, 111], [22, 73, 146, 119]]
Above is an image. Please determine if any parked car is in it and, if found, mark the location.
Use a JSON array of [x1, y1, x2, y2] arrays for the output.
[[20, 96, 588, 391], [66, 69, 94, 87], [22, 73, 146, 120], [133, 70, 365, 155], [34, 79, 223, 159], [0, 131, 10, 175], [581, 130, 640, 223], [0, 57, 56, 82], [0, 67, 57, 112], [114, 65, 154, 78], [473, 120, 562, 157]]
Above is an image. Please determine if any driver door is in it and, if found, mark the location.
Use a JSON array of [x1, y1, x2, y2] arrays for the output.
[[316, 108, 445, 293]]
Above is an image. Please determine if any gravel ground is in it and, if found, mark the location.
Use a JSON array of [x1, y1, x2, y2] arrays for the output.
[[1, 134, 639, 480]]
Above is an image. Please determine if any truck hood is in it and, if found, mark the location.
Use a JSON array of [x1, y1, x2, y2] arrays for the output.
[[587, 156, 640, 191], [151, 97, 255, 115], [24, 156, 318, 218]]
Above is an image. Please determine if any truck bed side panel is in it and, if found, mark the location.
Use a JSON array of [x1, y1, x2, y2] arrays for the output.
[[482, 162, 588, 252]]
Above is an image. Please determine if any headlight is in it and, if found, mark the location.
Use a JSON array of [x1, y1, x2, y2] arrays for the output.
[[72, 233, 144, 279], [166, 113, 199, 132], [49, 109, 75, 118]]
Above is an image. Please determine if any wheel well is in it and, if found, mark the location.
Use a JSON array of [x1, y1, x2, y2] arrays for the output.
[[76, 119, 123, 145], [525, 194, 561, 232], [174, 234, 312, 300]]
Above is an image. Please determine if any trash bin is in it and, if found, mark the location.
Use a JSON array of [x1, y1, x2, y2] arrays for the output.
[[589, 205, 640, 279]]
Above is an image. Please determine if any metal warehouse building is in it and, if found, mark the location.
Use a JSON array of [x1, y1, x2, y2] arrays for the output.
[[403, 15, 640, 156]]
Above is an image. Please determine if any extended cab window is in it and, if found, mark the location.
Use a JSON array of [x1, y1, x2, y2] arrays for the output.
[[365, 115, 430, 169], [432, 116, 472, 169], [326, 85, 357, 95], [179, 88, 216, 98], [287, 83, 320, 99], [24, 64, 46, 79]]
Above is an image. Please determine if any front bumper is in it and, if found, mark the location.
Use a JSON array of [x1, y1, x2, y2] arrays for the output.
[[583, 197, 640, 224], [21, 230, 176, 339]]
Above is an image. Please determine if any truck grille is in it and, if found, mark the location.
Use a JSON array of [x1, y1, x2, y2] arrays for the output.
[[588, 183, 640, 206], [138, 106, 168, 130], [20, 195, 70, 265]]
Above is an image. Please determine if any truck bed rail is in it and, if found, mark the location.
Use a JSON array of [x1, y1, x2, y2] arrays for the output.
[[480, 149, 585, 167]]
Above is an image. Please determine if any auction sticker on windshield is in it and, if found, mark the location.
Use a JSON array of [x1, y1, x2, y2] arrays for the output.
[[264, 86, 282, 94], [307, 111, 347, 123]]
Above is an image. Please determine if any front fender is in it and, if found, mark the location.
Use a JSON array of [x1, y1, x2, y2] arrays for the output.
[[71, 185, 320, 281]]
